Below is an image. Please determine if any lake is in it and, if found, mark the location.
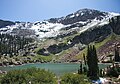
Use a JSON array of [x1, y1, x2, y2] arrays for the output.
[[0, 63, 110, 76]]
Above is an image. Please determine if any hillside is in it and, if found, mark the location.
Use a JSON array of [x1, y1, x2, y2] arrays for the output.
[[0, 8, 120, 64]]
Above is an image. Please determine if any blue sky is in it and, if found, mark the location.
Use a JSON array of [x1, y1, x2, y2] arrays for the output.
[[0, 0, 120, 22]]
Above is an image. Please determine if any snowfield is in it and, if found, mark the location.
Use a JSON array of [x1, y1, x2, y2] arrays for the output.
[[30, 21, 64, 38]]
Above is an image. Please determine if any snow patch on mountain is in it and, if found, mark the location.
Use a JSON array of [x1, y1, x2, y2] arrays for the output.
[[70, 14, 75, 18], [81, 13, 84, 16], [109, 12, 120, 16], [79, 12, 120, 33], [30, 21, 64, 38], [76, 13, 79, 17]]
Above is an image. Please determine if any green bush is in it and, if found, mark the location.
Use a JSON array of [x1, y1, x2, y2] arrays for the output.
[[1, 68, 57, 84], [107, 67, 120, 77], [60, 73, 90, 84]]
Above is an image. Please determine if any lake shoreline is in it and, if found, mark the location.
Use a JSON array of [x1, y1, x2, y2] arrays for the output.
[[0, 61, 79, 68], [0, 61, 112, 68], [0, 62, 111, 76], [0, 59, 112, 68]]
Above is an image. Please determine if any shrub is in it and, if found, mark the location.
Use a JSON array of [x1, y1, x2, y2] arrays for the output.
[[60, 73, 90, 84], [107, 67, 120, 77], [1, 67, 57, 84]]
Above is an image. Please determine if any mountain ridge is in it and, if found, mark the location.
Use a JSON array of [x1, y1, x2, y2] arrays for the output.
[[0, 8, 119, 39]]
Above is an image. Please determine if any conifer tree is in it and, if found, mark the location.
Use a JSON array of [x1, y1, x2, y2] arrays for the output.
[[114, 47, 120, 62], [83, 53, 86, 65], [86, 45, 99, 80], [80, 61, 83, 74], [78, 61, 83, 74]]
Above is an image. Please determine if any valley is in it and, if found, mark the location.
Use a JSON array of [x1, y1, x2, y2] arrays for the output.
[[0, 8, 120, 84]]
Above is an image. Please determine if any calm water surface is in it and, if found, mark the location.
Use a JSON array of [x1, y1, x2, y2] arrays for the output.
[[0, 63, 110, 76]]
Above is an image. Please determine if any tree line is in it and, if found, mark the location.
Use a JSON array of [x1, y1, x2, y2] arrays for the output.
[[0, 34, 33, 57]]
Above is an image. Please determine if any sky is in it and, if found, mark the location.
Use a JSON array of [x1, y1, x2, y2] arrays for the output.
[[0, 0, 120, 22]]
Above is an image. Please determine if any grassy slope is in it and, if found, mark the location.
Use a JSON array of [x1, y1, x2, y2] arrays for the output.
[[33, 33, 81, 62]]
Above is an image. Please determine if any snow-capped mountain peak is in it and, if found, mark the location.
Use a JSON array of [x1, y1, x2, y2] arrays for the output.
[[0, 8, 120, 39]]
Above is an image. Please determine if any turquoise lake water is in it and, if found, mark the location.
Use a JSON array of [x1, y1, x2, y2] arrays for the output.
[[0, 63, 110, 76]]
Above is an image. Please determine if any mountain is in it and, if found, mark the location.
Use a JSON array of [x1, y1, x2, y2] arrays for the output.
[[0, 8, 120, 62], [0, 8, 119, 39], [48, 8, 109, 24], [0, 19, 15, 28]]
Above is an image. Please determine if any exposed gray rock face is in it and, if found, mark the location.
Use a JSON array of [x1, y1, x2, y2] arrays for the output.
[[71, 24, 111, 45], [48, 9, 107, 25]]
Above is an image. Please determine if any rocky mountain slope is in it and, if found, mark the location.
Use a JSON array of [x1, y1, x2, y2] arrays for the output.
[[0, 8, 120, 62]]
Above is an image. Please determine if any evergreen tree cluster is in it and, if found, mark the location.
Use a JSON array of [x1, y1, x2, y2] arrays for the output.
[[78, 45, 99, 80], [0, 34, 33, 57], [86, 45, 99, 80]]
